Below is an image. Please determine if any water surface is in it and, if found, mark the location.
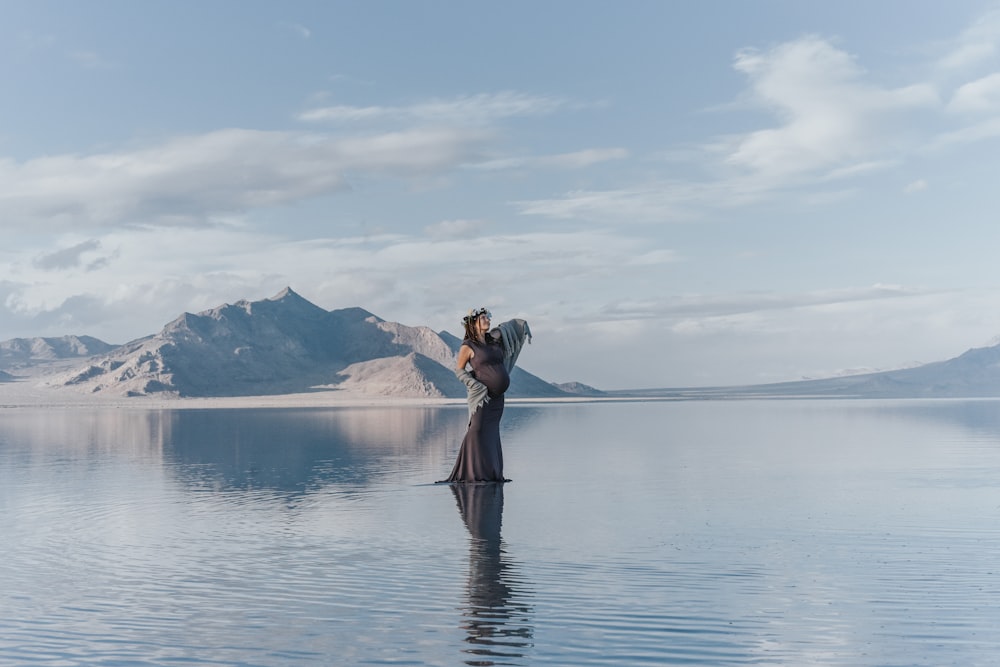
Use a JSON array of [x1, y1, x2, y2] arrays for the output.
[[2, 400, 1000, 665]]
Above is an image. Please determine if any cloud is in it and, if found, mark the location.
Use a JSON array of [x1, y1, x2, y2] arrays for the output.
[[280, 22, 311, 39], [1, 89, 607, 234], [556, 284, 960, 385], [597, 284, 935, 324], [0, 224, 676, 342], [903, 178, 928, 194], [937, 8, 1000, 72], [629, 249, 678, 266], [526, 283, 991, 388], [299, 105, 387, 123], [947, 72, 1000, 113], [33, 239, 103, 271], [926, 116, 1000, 149], [297, 91, 568, 126], [515, 181, 726, 224], [473, 148, 628, 171], [423, 219, 489, 239], [0, 127, 488, 230], [27, 293, 111, 335], [520, 35, 953, 225], [727, 36, 938, 181]]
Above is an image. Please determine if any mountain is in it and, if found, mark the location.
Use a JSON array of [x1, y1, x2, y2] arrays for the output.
[[767, 343, 1000, 398], [553, 381, 606, 396], [0, 335, 116, 370], [15, 294, 1000, 400], [53, 287, 570, 399], [615, 339, 1000, 399]]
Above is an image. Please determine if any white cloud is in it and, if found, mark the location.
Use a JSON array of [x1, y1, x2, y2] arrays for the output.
[[516, 183, 706, 223], [298, 105, 387, 123], [596, 284, 934, 323], [727, 36, 938, 181], [423, 219, 489, 239], [903, 178, 928, 194], [629, 249, 679, 266], [514, 173, 783, 224], [520, 35, 955, 225], [0, 127, 487, 230], [281, 22, 311, 39], [823, 159, 899, 181], [540, 148, 629, 168], [298, 91, 567, 126], [473, 148, 628, 171], [0, 225, 676, 343], [926, 115, 1000, 148], [947, 72, 1000, 113], [526, 284, 1000, 389], [937, 8, 1000, 72]]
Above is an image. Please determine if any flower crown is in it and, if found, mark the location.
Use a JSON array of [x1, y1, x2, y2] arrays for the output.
[[462, 307, 492, 324]]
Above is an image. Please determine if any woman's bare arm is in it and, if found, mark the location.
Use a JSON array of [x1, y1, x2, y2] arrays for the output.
[[456, 344, 474, 371]]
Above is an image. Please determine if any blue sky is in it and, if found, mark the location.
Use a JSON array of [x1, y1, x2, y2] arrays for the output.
[[4, 1, 1000, 389]]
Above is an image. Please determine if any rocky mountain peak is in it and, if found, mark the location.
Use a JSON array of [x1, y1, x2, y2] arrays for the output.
[[0, 335, 117, 369], [43, 288, 569, 400]]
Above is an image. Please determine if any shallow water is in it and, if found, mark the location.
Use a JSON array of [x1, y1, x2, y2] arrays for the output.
[[2, 400, 1000, 666]]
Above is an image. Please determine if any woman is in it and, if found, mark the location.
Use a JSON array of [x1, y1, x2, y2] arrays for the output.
[[442, 307, 531, 483]]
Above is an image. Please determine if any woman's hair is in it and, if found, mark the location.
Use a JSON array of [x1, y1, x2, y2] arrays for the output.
[[462, 307, 491, 341], [462, 319, 479, 341]]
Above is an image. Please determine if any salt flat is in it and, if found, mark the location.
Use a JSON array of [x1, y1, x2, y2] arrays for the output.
[[0, 363, 608, 410]]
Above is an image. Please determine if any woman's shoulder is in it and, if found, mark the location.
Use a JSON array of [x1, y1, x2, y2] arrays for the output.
[[462, 334, 499, 348]]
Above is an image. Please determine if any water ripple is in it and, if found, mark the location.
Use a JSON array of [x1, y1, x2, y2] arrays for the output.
[[5, 403, 1000, 665]]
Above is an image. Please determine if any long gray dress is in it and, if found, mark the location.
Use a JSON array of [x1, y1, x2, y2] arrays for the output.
[[444, 336, 511, 483]]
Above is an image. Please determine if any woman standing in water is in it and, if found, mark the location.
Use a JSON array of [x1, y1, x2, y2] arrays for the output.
[[442, 307, 531, 483]]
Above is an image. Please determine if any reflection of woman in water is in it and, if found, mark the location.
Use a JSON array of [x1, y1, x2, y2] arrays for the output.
[[442, 308, 531, 484], [450, 483, 533, 664]]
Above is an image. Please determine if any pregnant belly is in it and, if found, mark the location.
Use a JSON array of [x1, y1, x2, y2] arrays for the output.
[[477, 365, 510, 396]]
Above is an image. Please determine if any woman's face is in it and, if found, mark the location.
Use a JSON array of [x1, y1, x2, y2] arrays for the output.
[[476, 313, 491, 332]]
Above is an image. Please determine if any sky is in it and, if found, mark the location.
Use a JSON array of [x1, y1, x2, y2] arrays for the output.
[[4, 1, 1000, 390]]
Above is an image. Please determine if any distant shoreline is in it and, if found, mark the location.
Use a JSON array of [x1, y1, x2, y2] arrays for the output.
[[6, 388, 1000, 410], [9, 365, 1000, 409], [7, 385, 998, 410], [0, 394, 676, 410], [0, 380, 682, 410]]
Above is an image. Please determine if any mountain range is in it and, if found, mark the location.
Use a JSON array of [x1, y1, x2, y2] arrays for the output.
[[0, 288, 580, 399], [724, 343, 1000, 398], [1, 335, 115, 367], [5, 287, 1000, 400], [611, 340, 1000, 400]]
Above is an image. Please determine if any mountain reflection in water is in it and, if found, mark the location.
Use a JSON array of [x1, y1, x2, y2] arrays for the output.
[[163, 407, 466, 493], [450, 482, 534, 666]]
